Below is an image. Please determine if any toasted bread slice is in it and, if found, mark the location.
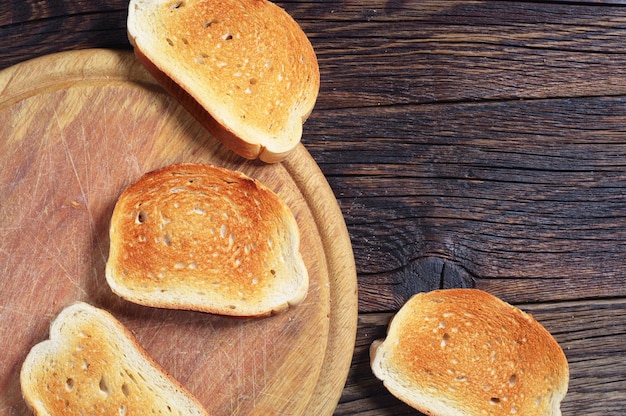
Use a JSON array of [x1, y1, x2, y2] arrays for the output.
[[20, 302, 208, 416], [127, 0, 320, 163], [370, 289, 569, 416], [105, 163, 308, 316]]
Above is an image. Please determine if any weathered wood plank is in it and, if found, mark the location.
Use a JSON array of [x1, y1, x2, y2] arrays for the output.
[[0, 1, 129, 68], [302, 95, 626, 309], [4, 2, 626, 106], [302, 1, 626, 108]]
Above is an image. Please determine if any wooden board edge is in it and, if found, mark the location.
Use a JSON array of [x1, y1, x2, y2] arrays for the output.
[[284, 145, 359, 415]]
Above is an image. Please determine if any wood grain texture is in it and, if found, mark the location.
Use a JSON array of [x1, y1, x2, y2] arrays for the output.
[[0, 49, 356, 415], [310, 2, 626, 107], [306, 96, 626, 308], [2, 0, 626, 414]]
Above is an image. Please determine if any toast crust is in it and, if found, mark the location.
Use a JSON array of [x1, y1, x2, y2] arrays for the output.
[[127, 0, 320, 162], [105, 163, 308, 316], [20, 302, 208, 416], [370, 289, 569, 416]]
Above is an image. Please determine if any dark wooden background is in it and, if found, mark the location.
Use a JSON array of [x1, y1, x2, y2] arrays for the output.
[[3, 1, 626, 414]]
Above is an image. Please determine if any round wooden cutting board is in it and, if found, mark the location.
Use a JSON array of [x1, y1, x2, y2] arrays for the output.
[[0, 49, 357, 415]]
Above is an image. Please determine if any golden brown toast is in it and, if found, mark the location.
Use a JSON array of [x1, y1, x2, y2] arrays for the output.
[[370, 289, 569, 416], [20, 302, 208, 415], [127, 0, 320, 162], [105, 163, 308, 316]]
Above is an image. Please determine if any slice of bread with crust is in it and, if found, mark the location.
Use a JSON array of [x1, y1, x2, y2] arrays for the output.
[[370, 289, 569, 416], [127, 0, 320, 163], [20, 302, 208, 416], [105, 163, 308, 316]]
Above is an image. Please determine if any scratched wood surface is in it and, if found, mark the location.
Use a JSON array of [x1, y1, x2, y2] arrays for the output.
[[0, 49, 357, 415], [2, 1, 626, 415]]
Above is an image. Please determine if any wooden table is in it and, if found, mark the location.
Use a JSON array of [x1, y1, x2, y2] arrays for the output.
[[2, 1, 626, 415]]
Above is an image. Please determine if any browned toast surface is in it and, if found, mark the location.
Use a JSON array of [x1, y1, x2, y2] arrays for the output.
[[106, 163, 308, 316], [20, 302, 209, 415], [127, 0, 320, 162], [370, 289, 569, 416]]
